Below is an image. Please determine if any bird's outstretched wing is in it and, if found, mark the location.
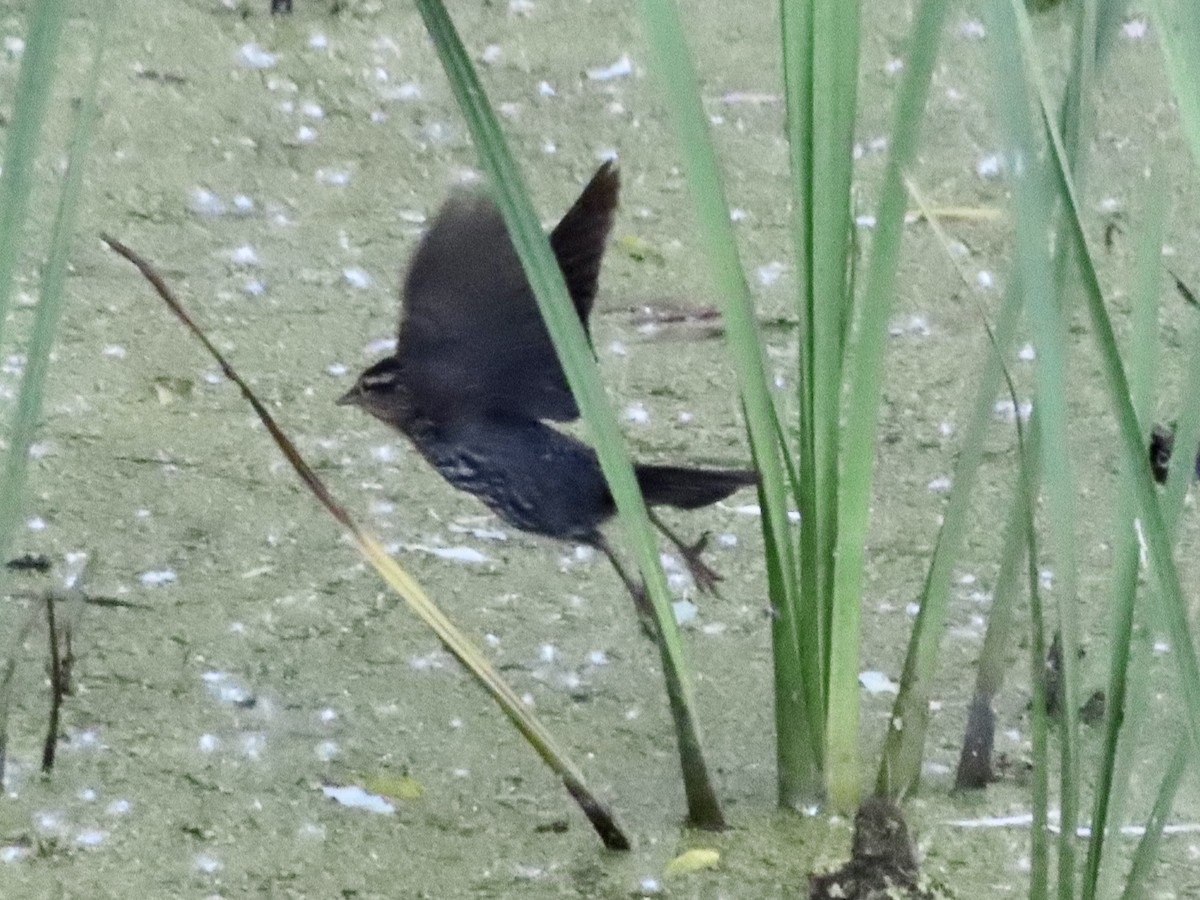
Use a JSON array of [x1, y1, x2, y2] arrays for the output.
[[396, 162, 619, 422]]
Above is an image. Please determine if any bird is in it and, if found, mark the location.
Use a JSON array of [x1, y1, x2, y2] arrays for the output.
[[1148, 423, 1200, 484], [337, 161, 757, 621]]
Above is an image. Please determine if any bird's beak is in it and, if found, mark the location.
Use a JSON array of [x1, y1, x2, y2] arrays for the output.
[[336, 385, 360, 407]]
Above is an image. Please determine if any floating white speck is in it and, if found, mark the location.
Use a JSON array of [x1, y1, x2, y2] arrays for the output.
[[542, 140, 558, 154], [195, 853, 223, 874], [102, 344, 126, 358], [868, 136, 889, 153], [230, 245, 259, 267], [140, 569, 176, 586], [539, 644, 557, 663], [27, 515, 50, 531], [448, 523, 508, 541], [308, 33, 328, 50], [322, 784, 395, 814], [79, 788, 97, 803], [326, 363, 348, 376], [860, 670, 899, 694], [203, 370, 222, 385], [231, 194, 254, 214], [2, 845, 26, 863], [884, 57, 904, 74], [639, 877, 663, 894], [240, 733, 266, 760], [1018, 343, 1036, 361], [301, 101, 325, 119], [365, 337, 398, 355], [587, 650, 609, 666], [608, 340, 627, 356], [679, 411, 694, 423], [587, 54, 632, 80], [343, 267, 371, 289], [498, 102, 520, 119], [710, 114, 725, 125], [960, 20, 986, 39], [624, 402, 650, 424], [316, 168, 350, 186], [198, 733, 220, 753], [237, 43, 276, 69], [1040, 568, 1053, 588], [397, 81, 422, 100], [4, 36, 25, 57], [370, 445, 395, 463], [370, 110, 388, 123], [1122, 19, 1147, 39], [106, 798, 131, 816], [509, 0, 534, 13], [720, 91, 781, 105], [296, 125, 317, 143], [1099, 197, 1122, 214], [244, 279, 265, 297], [1153, 640, 1170, 654], [977, 153, 1005, 179], [928, 476, 952, 492], [75, 829, 106, 847], [538, 80, 556, 97], [187, 187, 226, 216], [855, 214, 877, 229], [480, 44, 502, 64], [573, 545, 596, 562], [314, 740, 338, 761], [976, 270, 995, 289], [729, 208, 747, 222], [412, 545, 491, 563], [673, 600, 698, 624], [993, 398, 1032, 422], [757, 260, 786, 286]]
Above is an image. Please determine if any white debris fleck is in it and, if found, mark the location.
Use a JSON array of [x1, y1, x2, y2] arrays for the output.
[[480, 44, 502, 65], [673, 600, 698, 624], [539, 644, 558, 663], [624, 402, 650, 424], [198, 733, 220, 753], [855, 214, 877, 228], [607, 340, 627, 356], [1018, 343, 1036, 361], [412, 545, 491, 564], [326, 363, 348, 377], [1153, 640, 1170, 654], [139, 569, 176, 586], [976, 270, 995, 289], [640, 877, 663, 894], [366, 337, 398, 355], [296, 125, 317, 143], [316, 168, 350, 186], [993, 398, 1032, 422], [884, 57, 904, 74], [308, 33, 328, 50], [237, 43, 276, 69], [188, 187, 226, 216], [509, 0, 535, 13], [538, 80, 556, 97], [860, 670, 899, 694], [587, 650, 609, 666], [4, 36, 25, 57], [230, 245, 259, 267], [729, 208, 748, 222], [232, 194, 255, 214], [75, 829, 106, 847], [757, 260, 786, 286], [301, 101, 325, 119], [1099, 197, 1122, 214], [102, 344, 126, 358], [195, 853, 223, 874], [314, 740, 338, 762], [960, 20, 986, 39], [343, 267, 371, 289], [976, 153, 1005, 179], [244, 279, 266, 297], [587, 54, 633, 81], [939, 422, 955, 437], [928, 476, 952, 492], [240, 733, 267, 760], [1122, 19, 1147, 39], [542, 140, 558, 155]]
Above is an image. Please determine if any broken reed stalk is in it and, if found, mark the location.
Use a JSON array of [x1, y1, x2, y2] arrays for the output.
[[101, 234, 632, 851]]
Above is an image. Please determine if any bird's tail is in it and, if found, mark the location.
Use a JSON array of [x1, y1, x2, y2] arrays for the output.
[[634, 464, 758, 510]]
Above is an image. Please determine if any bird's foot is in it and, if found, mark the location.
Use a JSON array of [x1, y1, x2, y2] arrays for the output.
[[676, 531, 723, 595]]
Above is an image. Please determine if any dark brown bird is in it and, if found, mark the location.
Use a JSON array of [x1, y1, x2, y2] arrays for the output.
[[338, 162, 756, 612]]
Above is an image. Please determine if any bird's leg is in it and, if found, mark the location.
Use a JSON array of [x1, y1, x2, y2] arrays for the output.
[[594, 537, 660, 642], [647, 510, 722, 595]]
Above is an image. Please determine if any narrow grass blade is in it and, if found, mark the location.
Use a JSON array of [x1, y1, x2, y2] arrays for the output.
[[637, 0, 814, 806], [1014, 0, 1200, 799], [1081, 162, 1168, 900], [877, 180, 1024, 798], [827, 0, 949, 810], [0, 0, 70, 566], [102, 237, 632, 851], [413, 0, 725, 829], [1152, 0, 1200, 169]]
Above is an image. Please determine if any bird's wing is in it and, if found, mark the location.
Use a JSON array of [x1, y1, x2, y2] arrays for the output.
[[396, 163, 619, 423]]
